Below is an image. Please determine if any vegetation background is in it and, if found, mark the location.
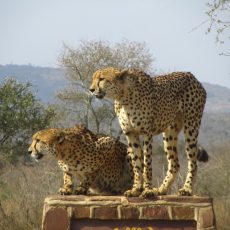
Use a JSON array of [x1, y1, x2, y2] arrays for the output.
[[0, 1, 230, 229]]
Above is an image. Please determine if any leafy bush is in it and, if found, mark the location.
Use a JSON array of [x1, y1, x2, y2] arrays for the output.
[[0, 78, 56, 164]]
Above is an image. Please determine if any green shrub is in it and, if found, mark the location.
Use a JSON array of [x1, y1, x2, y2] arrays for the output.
[[0, 78, 56, 164]]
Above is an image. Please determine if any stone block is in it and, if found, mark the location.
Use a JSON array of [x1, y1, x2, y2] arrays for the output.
[[127, 196, 158, 203], [42, 195, 216, 229], [72, 206, 90, 219], [42, 207, 69, 230], [120, 206, 140, 219], [197, 207, 215, 229], [142, 205, 169, 219], [171, 206, 194, 220], [93, 206, 118, 219], [159, 195, 212, 204]]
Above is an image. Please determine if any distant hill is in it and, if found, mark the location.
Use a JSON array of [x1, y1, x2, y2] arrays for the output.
[[0, 64, 66, 102], [0, 64, 230, 113], [202, 82, 230, 113]]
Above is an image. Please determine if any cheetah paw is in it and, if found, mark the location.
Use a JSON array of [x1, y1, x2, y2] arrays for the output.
[[157, 186, 168, 195], [74, 186, 88, 195], [124, 187, 142, 197], [140, 188, 158, 198], [59, 186, 73, 195], [178, 188, 192, 196]]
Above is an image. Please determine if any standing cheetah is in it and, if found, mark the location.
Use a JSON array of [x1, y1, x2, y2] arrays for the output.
[[90, 67, 208, 197]]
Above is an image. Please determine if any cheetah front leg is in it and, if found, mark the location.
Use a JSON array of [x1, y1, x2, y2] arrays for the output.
[[59, 172, 73, 195], [124, 133, 143, 197], [141, 135, 157, 198]]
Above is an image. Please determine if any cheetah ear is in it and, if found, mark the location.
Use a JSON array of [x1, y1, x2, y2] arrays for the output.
[[117, 69, 128, 81], [55, 132, 65, 144]]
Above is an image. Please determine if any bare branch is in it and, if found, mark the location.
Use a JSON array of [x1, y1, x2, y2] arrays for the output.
[[57, 40, 155, 134]]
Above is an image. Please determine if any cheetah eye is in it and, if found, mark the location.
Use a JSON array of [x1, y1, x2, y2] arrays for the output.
[[36, 138, 45, 145], [99, 77, 105, 81]]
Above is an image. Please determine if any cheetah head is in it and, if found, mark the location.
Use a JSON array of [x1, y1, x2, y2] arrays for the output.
[[89, 67, 128, 100], [28, 129, 64, 161]]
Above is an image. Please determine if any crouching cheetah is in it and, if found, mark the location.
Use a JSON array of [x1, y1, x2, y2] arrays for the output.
[[28, 125, 133, 195], [90, 67, 208, 197]]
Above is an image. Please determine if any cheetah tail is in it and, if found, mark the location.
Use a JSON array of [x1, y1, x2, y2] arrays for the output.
[[197, 146, 209, 162]]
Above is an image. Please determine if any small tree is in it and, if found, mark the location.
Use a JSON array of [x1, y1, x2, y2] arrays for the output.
[[206, 0, 230, 55], [0, 78, 56, 164], [57, 40, 154, 135]]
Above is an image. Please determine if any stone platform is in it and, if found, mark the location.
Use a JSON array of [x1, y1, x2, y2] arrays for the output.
[[42, 195, 216, 230]]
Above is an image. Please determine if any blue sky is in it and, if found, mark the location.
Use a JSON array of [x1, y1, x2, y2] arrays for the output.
[[0, 0, 229, 87]]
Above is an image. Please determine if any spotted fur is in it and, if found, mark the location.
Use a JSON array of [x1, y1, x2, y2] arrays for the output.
[[90, 67, 208, 197], [28, 125, 133, 195]]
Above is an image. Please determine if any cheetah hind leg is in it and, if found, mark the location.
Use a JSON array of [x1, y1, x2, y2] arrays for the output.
[[178, 125, 200, 196], [158, 122, 182, 195], [74, 180, 90, 195], [74, 173, 98, 195], [74, 185, 88, 195]]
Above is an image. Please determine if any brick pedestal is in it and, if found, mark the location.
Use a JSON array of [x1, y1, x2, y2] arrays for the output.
[[42, 195, 216, 230]]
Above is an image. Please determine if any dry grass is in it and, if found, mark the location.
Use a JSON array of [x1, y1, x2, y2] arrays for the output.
[[196, 144, 230, 229], [0, 157, 62, 230], [0, 143, 229, 229]]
